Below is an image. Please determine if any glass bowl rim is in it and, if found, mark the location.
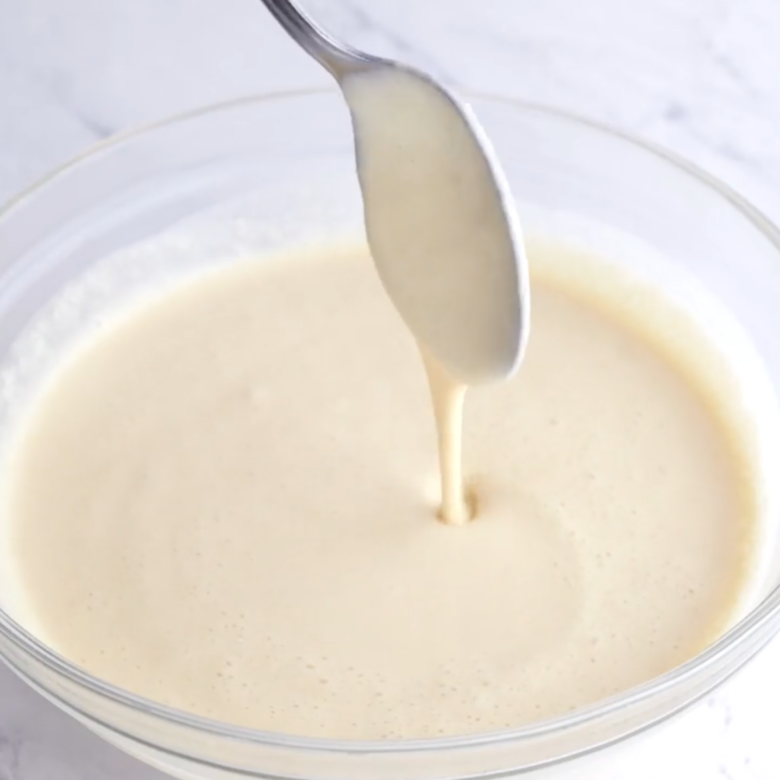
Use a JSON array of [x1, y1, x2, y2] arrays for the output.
[[1, 87, 780, 757]]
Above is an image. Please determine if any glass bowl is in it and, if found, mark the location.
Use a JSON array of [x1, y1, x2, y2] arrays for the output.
[[1, 90, 780, 780]]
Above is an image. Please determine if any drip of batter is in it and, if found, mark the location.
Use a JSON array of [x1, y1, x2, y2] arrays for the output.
[[420, 349, 470, 524]]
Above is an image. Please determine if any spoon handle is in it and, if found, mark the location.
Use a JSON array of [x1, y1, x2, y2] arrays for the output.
[[259, 0, 373, 78]]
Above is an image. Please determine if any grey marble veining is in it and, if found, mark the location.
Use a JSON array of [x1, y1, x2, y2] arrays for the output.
[[0, 663, 167, 779], [1, 1, 780, 778]]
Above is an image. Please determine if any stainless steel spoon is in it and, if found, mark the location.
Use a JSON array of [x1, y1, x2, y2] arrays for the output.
[[259, 0, 528, 384]]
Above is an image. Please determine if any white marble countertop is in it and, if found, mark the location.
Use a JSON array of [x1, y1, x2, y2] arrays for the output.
[[1, 0, 780, 777]]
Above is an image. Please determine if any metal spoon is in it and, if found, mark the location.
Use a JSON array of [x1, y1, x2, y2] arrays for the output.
[[259, 0, 528, 384]]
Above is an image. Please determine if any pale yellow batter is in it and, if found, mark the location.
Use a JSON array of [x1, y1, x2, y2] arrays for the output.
[[4, 239, 759, 739]]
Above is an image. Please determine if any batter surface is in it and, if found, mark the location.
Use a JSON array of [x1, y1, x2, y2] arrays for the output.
[[4, 240, 758, 739]]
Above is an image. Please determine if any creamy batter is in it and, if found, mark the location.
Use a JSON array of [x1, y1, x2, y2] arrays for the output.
[[5, 239, 759, 739]]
